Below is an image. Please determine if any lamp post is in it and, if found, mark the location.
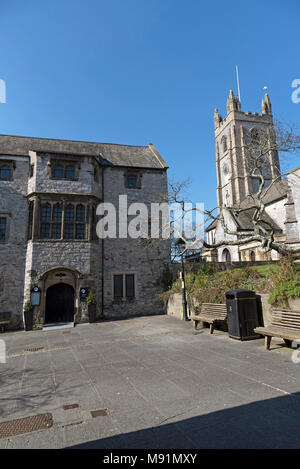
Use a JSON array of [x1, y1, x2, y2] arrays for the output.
[[176, 238, 189, 322]]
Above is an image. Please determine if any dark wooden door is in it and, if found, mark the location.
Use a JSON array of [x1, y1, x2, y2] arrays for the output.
[[45, 283, 75, 324]]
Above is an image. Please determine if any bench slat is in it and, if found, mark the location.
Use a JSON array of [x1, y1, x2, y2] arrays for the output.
[[191, 303, 227, 334], [255, 308, 300, 350], [255, 326, 300, 340]]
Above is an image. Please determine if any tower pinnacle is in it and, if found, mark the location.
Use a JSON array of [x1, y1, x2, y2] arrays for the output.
[[262, 92, 272, 115], [226, 89, 241, 114]]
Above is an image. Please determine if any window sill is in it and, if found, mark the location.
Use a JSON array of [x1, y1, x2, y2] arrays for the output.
[[113, 297, 136, 302], [50, 178, 79, 182], [29, 239, 95, 243]]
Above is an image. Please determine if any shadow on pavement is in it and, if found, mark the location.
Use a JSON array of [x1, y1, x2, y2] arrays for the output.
[[68, 391, 300, 449]]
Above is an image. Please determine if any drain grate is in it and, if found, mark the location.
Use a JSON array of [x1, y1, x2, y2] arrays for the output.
[[24, 346, 44, 353], [63, 403, 79, 410], [91, 409, 108, 418], [0, 413, 53, 439]]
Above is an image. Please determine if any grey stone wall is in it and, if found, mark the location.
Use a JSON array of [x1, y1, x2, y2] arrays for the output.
[[28, 151, 101, 199], [102, 166, 170, 318], [24, 241, 101, 325], [0, 157, 28, 328], [0, 134, 169, 329]]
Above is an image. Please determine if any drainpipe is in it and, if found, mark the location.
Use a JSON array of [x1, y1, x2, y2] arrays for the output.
[[101, 164, 105, 318]]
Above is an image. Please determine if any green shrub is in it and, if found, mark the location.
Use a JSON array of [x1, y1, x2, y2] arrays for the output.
[[156, 264, 175, 291], [86, 290, 97, 305], [268, 256, 300, 306], [162, 263, 274, 308], [268, 277, 300, 305], [24, 300, 33, 313]]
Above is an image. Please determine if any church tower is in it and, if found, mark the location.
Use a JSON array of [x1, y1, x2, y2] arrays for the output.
[[214, 90, 280, 210]]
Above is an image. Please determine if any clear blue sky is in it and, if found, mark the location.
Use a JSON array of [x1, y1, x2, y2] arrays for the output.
[[0, 0, 299, 209]]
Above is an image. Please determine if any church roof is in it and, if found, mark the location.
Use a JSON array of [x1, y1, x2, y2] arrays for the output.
[[232, 208, 282, 232], [240, 179, 288, 208], [0, 134, 168, 170], [205, 179, 288, 233]]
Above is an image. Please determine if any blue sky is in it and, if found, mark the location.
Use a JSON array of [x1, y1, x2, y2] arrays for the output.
[[0, 0, 299, 209]]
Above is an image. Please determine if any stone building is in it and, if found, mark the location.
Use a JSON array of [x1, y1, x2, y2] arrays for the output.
[[0, 134, 169, 330], [203, 91, 300, 262]]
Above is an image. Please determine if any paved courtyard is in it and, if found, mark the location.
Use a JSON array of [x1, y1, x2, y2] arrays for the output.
[[1, 315, 300, 449]]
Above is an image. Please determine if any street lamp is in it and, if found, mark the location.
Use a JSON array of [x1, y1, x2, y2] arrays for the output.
[[175, 238, 189, 322]]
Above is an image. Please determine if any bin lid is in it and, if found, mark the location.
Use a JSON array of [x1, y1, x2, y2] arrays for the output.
[[225, 289, 256, 299]]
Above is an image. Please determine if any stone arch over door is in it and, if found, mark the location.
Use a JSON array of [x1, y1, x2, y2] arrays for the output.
[[250, 250, 256, 262], [222, 248, 231, 263], [39, 267, 81, 325]]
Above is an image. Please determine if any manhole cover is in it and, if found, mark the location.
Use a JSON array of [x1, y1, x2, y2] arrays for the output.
[[24, 346, 44, 353], [63, 403, 79, 410], [91, 409, 108, 418], [0, 413, 53, 439]]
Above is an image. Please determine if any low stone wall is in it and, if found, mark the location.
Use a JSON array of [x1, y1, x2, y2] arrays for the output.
[[167, 292, 277, 327], [167, 293, 197, 320], [289, 298, 300, 311]]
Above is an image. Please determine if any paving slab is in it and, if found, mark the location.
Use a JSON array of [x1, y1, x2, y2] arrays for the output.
[[1, 315, 300, 448]]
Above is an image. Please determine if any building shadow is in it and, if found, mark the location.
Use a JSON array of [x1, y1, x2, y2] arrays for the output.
[[68, 392, 300, 449]]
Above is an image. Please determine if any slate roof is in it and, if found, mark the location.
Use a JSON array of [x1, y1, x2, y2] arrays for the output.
[[206, 179, 288, 233], [0, 134, 168, 170], [231, 208, 282, 232]]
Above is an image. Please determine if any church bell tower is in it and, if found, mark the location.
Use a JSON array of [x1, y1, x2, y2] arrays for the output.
[[214, 90, 280, 210]]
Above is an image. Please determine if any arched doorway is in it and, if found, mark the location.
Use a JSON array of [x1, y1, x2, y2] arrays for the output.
[[45, 283, 75, 324], [250, 251, 256, 262], [222, 248, 231, 263]]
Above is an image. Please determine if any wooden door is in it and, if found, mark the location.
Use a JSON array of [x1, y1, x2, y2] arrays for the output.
[[45, 283, 74, 323]]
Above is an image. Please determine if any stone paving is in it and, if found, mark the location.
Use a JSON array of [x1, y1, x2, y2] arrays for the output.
[[1, 315, 300, 448]]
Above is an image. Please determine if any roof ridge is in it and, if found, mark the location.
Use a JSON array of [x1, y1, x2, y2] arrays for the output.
[[0, 133, 148, 149]]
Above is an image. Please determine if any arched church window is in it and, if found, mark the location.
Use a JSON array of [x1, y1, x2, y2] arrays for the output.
[[251, 176, 261, 194], [221, 136, 228, 153], [52, 203, 63, 221], [250, 128, 261, 145], [65, 204, 75, 222], [222, 248, 231, 263], [38, 201, 88, 240], [41, 203, 51, 221], [75, 205, 86, 239], [76, 204, 85, 222]]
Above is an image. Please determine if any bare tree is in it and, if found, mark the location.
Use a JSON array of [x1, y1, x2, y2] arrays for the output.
[[145, 121, 300, 260]]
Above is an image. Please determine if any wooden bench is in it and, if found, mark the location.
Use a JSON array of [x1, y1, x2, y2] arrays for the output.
[[190, 303, 227, 334], [0, 312, 11, 333], [254, 309, 300, 350]]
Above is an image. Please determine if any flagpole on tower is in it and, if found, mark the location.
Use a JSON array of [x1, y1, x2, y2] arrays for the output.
[[236, 65, 241, 102]]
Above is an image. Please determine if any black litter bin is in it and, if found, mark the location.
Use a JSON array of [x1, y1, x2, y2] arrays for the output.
[[225, 289, 260, 340]]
